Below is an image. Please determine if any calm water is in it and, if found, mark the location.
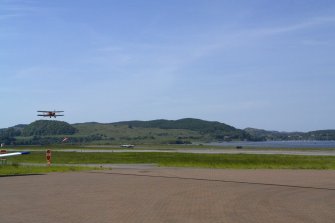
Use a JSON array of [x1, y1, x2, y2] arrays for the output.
[[208, 141, 335, 148]]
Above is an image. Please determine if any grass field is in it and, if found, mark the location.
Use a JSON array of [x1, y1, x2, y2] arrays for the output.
[[6, 151, 335, 170], [0, 164, 102, 176]]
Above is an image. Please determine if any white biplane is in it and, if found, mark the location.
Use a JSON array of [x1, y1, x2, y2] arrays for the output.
[[37, 110, 64, 118]]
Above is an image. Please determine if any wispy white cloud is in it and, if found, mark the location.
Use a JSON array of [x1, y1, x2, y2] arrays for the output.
[[88, 14, 335, 80], [0, 0, 44, 21], [96, 46, 124, 52], [14, 66, 63, 79], [163, 15, 335, 65], [301, 39, 333, 46], [0, 13, 23, 20], [249, 16, 335, 36]]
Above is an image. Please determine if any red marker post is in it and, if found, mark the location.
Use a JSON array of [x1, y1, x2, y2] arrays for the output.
[[46, 149, 52, 166], [1, 149, 7, 165]]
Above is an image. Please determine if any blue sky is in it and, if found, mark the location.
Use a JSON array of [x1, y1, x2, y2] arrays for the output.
[[1, 0, 334, 131]]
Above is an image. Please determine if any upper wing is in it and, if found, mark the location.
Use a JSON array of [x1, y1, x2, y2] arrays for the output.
[[0, 151, 30, 158], [37, 111, 64, 113]]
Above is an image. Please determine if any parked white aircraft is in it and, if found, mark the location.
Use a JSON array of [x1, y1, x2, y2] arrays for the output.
[[0, 151, 30, 158], [120, 144, 135, 148]]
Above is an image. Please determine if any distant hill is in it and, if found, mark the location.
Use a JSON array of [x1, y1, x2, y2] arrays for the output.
[[244, 128, 301, 141], [114, 118, 236, 131], [1, 118, 334, 145], [22, 120, 77, 136], [304, 130, 335, 140], [72, 118, 250, 144], [13, 124, 27, 129], [113, 118, 247, 140], [112, 118, 243, 135], [244, 128, 335, 141]]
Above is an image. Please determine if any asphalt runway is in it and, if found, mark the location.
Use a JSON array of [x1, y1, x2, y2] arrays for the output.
[[1, 167, 335, 223]]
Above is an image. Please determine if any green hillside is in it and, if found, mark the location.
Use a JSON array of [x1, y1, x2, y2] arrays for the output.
[[304, 130, 335, 140], [2, 118, 249, 145], [72, 122, 204, 144], [22, 120, 77, 136], [2, 119, 335, 146], [244, 128, 335, 141], [72, 118, 249, 144], [114, 118, 236, 132], [113, 118, 248, 141]]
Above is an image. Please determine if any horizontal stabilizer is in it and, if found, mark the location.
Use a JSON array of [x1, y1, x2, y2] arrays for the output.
[[37, 115, 64, 116]]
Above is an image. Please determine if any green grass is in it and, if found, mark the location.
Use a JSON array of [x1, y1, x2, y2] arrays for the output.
[[7, 151, 335, 169], [0, 164, 101, 176]]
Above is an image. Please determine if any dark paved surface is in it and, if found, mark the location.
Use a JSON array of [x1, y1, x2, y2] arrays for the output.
[[1, 168, 335, 223]]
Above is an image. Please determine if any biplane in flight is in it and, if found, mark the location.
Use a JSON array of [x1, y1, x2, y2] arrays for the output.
[[37, 110, 64, 118]]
